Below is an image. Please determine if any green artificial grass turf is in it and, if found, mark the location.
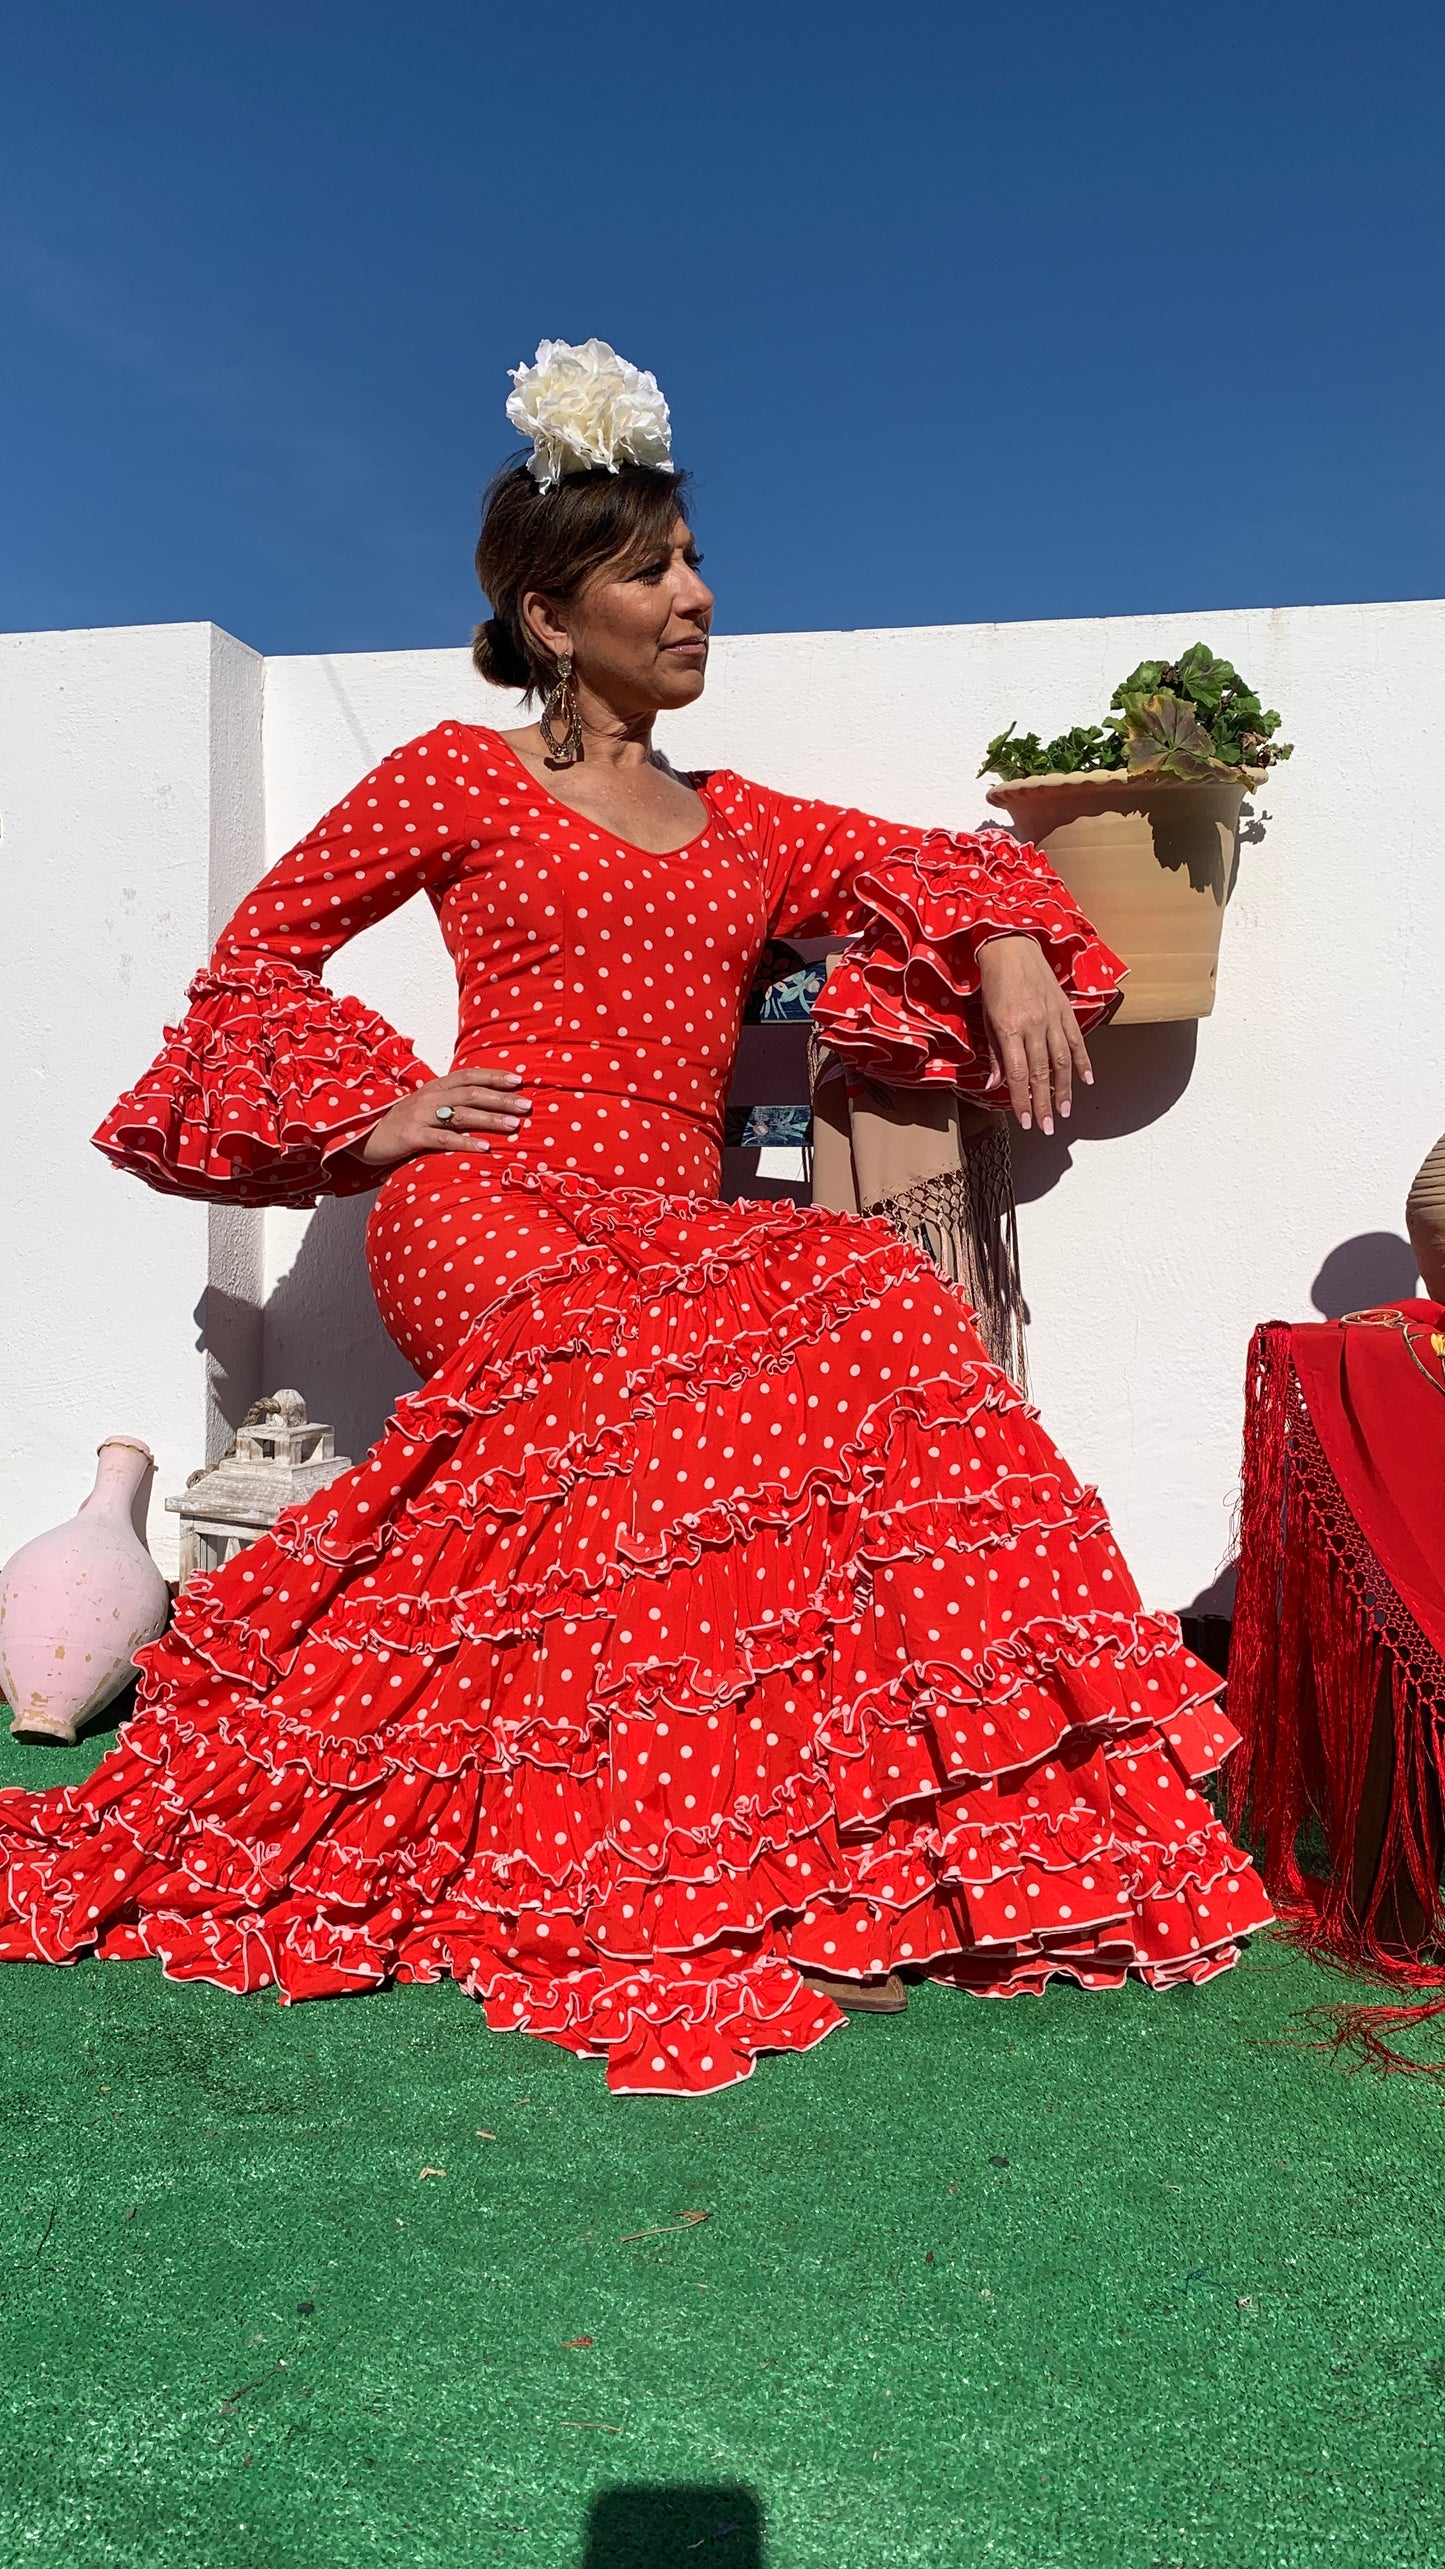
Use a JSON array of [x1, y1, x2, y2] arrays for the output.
[[1, 1711, 1443, 2569]]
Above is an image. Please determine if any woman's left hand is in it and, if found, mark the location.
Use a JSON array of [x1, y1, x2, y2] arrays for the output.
[[978, 934, 1094, 1132]]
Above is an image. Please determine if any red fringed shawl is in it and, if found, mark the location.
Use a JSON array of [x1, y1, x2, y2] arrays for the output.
[[1229, 1303, 1445, 2064]]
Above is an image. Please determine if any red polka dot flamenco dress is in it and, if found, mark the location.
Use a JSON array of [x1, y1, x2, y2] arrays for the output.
[[0, 727, 1271, 2093]]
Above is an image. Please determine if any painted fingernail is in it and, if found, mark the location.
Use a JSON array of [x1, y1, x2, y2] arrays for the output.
[[1084, 1070, 1095, 1084], [1042, 1117, 1054, 1136], [1060, 1100, 1071, 1120], [1020, 1113, 1032, 1131]]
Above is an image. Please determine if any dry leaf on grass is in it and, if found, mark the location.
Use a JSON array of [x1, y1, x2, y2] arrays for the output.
[[619, 2208, 711, 2243], [418, 2167, 447, 2181]]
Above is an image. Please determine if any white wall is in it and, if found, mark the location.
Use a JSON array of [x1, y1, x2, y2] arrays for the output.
[[0, 623, 262, 1574], [5, 602, 1442, 1605]]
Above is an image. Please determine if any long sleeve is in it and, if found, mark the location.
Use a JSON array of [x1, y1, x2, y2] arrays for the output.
[[705, 771, 1125, 1102], [93, 725, 481, 1205]]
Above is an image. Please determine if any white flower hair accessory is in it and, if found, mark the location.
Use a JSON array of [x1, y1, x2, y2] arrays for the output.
[[506, 338, 674, 492]]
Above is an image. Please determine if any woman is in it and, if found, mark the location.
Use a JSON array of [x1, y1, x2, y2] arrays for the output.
[[0, 342, 1270, 2094]]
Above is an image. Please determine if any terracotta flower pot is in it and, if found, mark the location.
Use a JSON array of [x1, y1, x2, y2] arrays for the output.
[[0, 1438, 170, 1744], [984, 768, 1262, 1025]]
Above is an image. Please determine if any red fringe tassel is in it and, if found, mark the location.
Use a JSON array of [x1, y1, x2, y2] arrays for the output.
[[1228, 1324, 1445, 2072]]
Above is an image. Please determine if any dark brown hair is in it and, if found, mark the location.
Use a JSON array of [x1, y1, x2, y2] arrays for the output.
[[472, 459, 691, 700]]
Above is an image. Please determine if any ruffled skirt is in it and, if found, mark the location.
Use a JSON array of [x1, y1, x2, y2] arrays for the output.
[[0, 1164, 1270, 2094]]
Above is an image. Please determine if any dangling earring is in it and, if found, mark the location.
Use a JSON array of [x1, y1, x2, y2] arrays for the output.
[[540, 651, 583, 764]]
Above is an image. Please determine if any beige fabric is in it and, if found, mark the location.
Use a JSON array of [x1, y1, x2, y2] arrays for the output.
[[809, 1038, 1027, 1388], [1406, 1129, 1445, 1303]]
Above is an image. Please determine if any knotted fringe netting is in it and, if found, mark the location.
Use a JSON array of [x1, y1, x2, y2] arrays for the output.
[[1229, 1321, 1445, 2070]]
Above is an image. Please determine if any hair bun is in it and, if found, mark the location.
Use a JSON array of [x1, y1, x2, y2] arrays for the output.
[[472, 613, 533, 692]]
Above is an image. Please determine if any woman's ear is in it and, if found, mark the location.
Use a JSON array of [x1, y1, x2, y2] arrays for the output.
[[521, 588, 571, 664]]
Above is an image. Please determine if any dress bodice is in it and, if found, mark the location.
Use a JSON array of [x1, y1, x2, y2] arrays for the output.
[[426, 737, 774, 1194], [92, 722, 1125, 1207]]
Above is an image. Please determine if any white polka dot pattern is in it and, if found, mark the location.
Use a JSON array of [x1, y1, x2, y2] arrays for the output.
[[42, 722, 1272, 2100], [93, 723, 1124, 1202]]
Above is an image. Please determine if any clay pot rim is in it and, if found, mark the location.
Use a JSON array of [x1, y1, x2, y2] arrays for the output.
[[96, 1435, 156, 1462], [984, 766, 1265, 807]]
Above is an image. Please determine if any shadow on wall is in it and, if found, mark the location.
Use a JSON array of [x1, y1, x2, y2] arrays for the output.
[[1179, 1559, 1238, 1679], [205, 1142, 815, 1475], [580, 2486, 764, 2567], [1010, 1020, 1198, 1204], [262, 1194, 421, 1461], [1184, 1562, 1238, 1622], [1171, 1234, 1423, 1667], [199, 1275, 264, 1441], [1311, 1232, 1419, 1318]]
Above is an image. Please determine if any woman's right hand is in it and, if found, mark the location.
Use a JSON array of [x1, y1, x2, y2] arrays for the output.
[[357, 1070, 531, 1167]]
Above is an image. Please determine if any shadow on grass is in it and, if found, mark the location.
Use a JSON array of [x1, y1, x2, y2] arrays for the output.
[[78, 1675, 140, 1740], [581, 2484, 764, 2566]]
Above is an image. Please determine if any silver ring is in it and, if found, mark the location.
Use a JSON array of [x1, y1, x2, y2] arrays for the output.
[[434, 1102, 455, 1126]]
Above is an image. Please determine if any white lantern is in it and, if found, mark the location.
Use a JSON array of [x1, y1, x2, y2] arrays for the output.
[[167, 1390, 351, 1580]]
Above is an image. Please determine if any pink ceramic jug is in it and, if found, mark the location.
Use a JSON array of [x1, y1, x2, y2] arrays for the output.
[[0, 1438, 170, 1744]]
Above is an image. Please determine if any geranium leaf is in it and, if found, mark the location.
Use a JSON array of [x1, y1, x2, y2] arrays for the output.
[[1123, 692, 1222, 780], [1111, 659, 1170, 713], [1172, 642, 1232, 715]]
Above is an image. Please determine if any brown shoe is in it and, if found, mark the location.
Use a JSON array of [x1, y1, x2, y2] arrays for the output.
[[801, 1970, 908, 2014]]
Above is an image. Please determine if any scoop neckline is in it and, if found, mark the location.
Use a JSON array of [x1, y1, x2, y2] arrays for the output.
[[474, 725, 716, 860]]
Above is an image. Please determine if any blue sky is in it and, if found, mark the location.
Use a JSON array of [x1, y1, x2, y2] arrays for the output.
[[3, 0, 1442, 653]]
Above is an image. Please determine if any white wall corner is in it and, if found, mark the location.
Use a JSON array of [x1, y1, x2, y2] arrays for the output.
[[207, 623, 266, 934], [0, 623, 232, 1571], [202, 626, 267, 1459]]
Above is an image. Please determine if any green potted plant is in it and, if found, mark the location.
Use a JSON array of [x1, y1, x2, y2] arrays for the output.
[[980, 644, 1292, 1023]]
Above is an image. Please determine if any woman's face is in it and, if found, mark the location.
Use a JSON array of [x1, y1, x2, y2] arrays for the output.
[[525, 516, 714, 715]]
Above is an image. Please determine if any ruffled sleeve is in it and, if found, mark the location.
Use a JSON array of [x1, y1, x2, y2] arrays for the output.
[[92, 957, 434, 1205], [811, 825, 1124, 1102], [701, 773, 1125, 1104], [92, 724, 480, 1205]]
